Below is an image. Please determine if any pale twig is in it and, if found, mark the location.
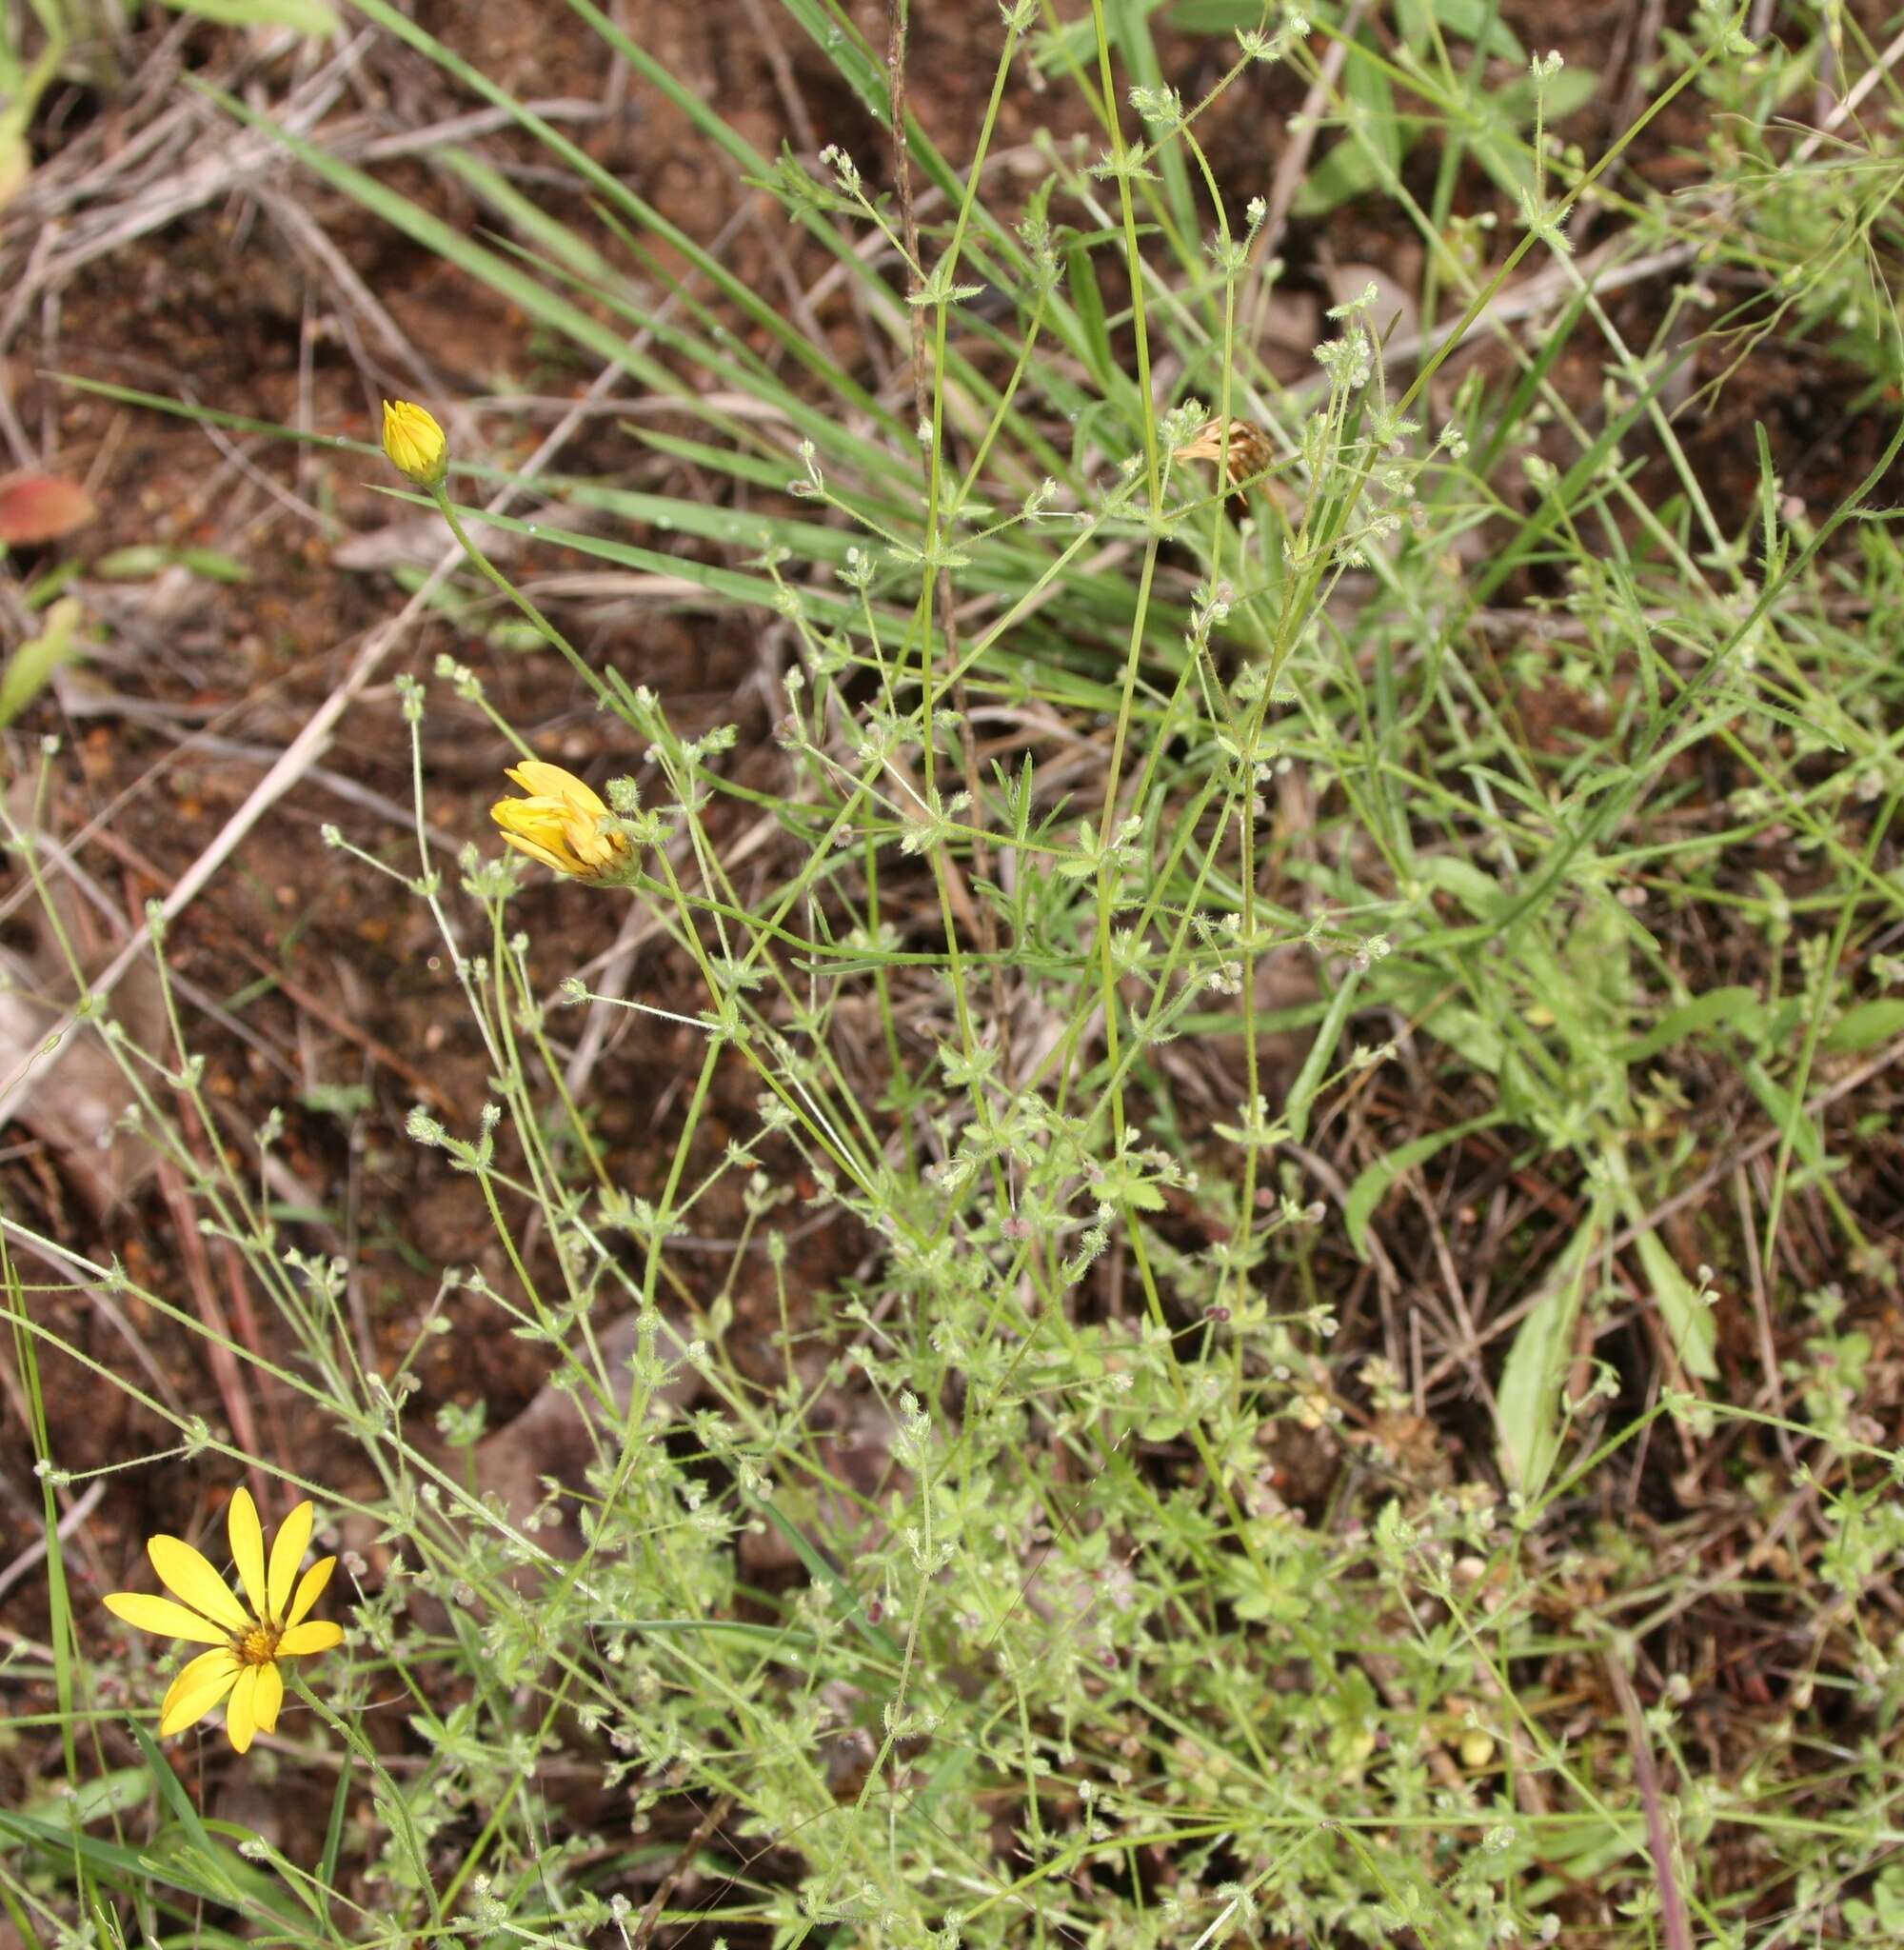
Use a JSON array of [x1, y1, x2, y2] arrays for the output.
[[0, 38, 373, 339], [1790, 22, 1904, 167], [628, 1795, 735, 1950], [0, 1478, 105, 1605], [262, 189, 444, 394]]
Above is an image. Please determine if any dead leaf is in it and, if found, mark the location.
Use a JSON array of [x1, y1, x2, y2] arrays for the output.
[[0, 958, 162, 1216], [0, 776, 163, 1213], [0, 473, 96, 546], [470, 1315, 704, 1559]]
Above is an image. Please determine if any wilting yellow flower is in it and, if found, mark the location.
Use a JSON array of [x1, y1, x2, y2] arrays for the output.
[[381, 399, 447, 487], [491, 760, 633, 884], [1174, 414, 1277, 491], [103, 1487, 345, 1754]]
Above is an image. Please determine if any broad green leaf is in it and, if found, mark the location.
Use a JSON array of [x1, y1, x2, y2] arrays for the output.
[[1066, 241, 1117, 400], [1293, 28, 1404, 217], [1415, 852, 1507, 921], [1284, 966, 1364, 1144], [1602, 1140, 1718, 1383], [1423, 1001, 1506, 1077], [17, 1767, 148, 1825], [1395, 0, 1525, 62]]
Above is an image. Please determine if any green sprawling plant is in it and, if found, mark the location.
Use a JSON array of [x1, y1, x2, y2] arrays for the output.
[[8, 2, 1904, 1946]]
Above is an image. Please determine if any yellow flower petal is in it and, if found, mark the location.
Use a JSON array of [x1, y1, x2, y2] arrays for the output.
[[251, 1660, 285, 1737], [563, 814, 625, 872], [277, 1620, 344, 1657], [491, 762, 632, 884], [491, 804, 574, 874], [228, 1488, 268, 1623], [148, 1535, 248, 1634], [160, 1648, 239, 1736], [497, 832, 570, 874], [267, 1501, 314, 1621], [102, 1591, 232, 1646], [285, 1555, 337, 1629], [381, 399, 447, 488], [226, 1664, 261, 1755], [505, 761, 609, 816]]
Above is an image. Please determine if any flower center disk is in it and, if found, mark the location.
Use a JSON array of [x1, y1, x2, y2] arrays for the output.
[[236, 1623, 281, 1666]]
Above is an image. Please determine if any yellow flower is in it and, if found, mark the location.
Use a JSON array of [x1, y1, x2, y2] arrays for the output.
[[103, 1487, 345, 1754], [490, 761, 633, 884], [381, 399, 447, 487], [1173, 414, 1276, 490]]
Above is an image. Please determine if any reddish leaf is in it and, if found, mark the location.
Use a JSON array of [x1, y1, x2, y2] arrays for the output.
[[0, 472, 96, 545]]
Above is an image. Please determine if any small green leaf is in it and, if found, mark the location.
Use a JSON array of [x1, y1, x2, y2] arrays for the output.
[[1823, 999, 1904, 1053], [176, 547, 250, 583], [92, 546, 171, 578], [0, 595, 80, 726], [1629, 1223, 1719, 1381], [94, 545, 250, 583]]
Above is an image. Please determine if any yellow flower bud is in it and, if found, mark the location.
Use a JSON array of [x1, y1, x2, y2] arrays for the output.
[[490, 761, 633, 884], [381, 399, 447, 487]]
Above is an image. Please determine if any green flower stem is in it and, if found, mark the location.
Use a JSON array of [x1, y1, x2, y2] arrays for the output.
[[429, 484, 618, 720], [288, 1671, 444, 1930]]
